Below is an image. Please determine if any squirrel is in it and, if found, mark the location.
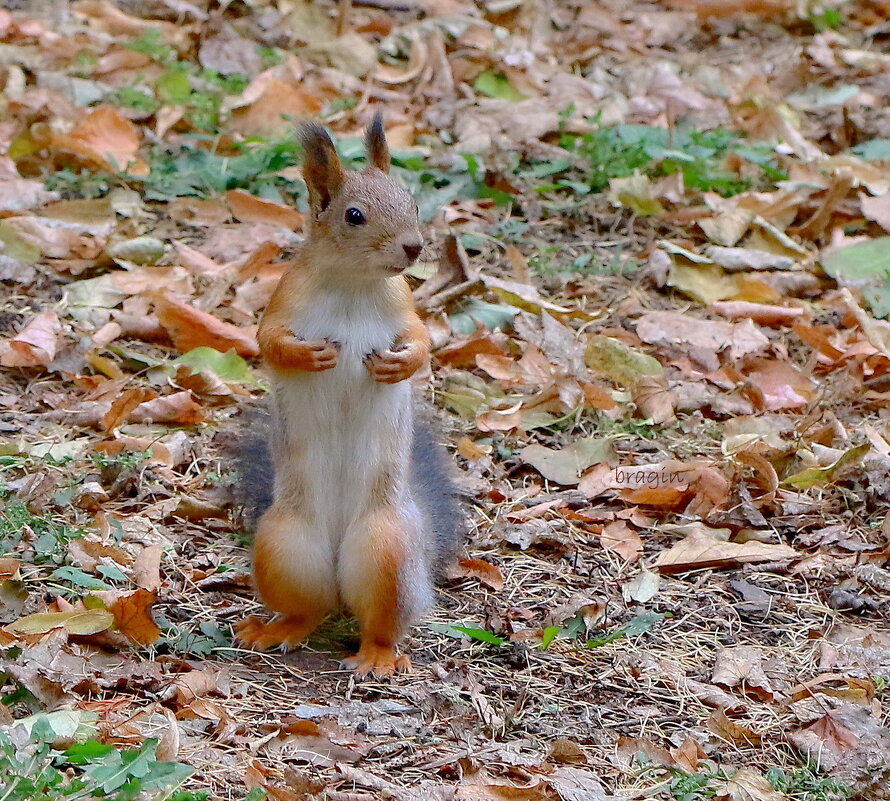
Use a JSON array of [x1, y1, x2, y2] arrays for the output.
[[234, 113, 463, 677]]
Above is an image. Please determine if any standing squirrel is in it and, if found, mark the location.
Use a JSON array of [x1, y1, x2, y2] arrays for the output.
[[234, 113, 462, 677]]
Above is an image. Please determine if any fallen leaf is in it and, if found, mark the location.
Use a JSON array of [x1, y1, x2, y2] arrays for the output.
[[52, 106, 146, 174], [584, 335, 663, 386], [636, 311, 770, 368], [782, 443, 871, 488], [1, 311, 61, 367], [100, 387, 155, 431], [448, 558, 504, 590], [654, 527, 798, 573], [132, 545, 163, 591], [599, 521, 644, 562], [0, 177, 60, 212], [229, 76, 322, 138], [130, 391, 205, 425], [520, 437, 614, 486], [711, 645, 776, 701], [226, 190, 303, 229], [670, 735, 706, 773], [742, 358, 816, 410], [715, 767, 784, 801], [711, 301, 805, 327], [109, 589, 162, 646], [861, 192, 890, 234], [154, 292, 259, 357], [6, 609, 115, 637], [0, 559, 19, 580], [707, 709, 763, 746]]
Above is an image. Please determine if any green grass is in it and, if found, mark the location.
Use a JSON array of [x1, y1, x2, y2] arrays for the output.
[[0, 723, 193, 801], [534, 122, 785, 198], [767, 764, 855, 801], [0, 500, 85, 566]]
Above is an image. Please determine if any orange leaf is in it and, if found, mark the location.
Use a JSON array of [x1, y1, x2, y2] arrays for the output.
[[100, 387, 156, 431], [226, 190, 303, 229], [230, 78, 322, 138], [53, 106, 146, 174], [599, 520, 643, 562], [154, 292, 259, 357], [742, 357, 816, 411], [1, 311, 61, 367], [449, 558, 505, 590], [0, 558, 19, 579], [110, 589, 162, 646], [130, 390, 205, 425]]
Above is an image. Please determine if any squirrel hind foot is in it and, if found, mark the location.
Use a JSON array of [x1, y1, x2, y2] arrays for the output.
[[342, 645, 412, 678], [234, 614, 319, 652]]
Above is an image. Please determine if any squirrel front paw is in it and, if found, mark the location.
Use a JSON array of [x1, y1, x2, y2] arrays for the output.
[[271, 336, 339, 372], [365, 345, 423, 384]]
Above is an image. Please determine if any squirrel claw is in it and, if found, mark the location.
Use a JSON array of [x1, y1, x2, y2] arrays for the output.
[[343, 645, 412, 678]]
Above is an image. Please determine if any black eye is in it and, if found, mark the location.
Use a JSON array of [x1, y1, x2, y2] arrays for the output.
[[345, 207, 365, 226]]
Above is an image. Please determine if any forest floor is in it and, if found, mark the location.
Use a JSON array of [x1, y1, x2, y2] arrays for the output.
[[0, 0, 889, 799]]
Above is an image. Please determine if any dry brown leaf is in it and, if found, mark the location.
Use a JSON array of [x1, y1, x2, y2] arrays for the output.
[[861, 192, 890, 234], [1, 310, 61, 367], [109, 589, 162, 646], [599, 521, 643, 562], [436, 331, 509, 369], [715, 767, 784, 801], [100, 387, 155, 431], [636, 311, 769, 369], [169, 669, 219, 705], [742, 358, 816, 411], [706, 709, 763, 746], [670, 735, 706, 773], [52, 106, 147, 174], [229, 77, 322, 138], [711, 301, 805, 327], [654, 527, 798, 573], [632, 375, 676, 423], [154, 292, 259, 357], [711, 645, 776, 701], [0, 558, 19, 580], [130, 391, 205, 425], [449, 558, 505, 590], [132, 545, 163, 591], [67, 539, 132, 572], [226, 190, 303, 229], [0, 178, 60, 212]]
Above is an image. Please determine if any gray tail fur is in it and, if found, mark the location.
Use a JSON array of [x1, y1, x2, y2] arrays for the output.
[[233, 404, 464, 572]]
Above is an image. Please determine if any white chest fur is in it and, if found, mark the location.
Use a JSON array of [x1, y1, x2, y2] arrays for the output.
[[271, 280, 413, 532]]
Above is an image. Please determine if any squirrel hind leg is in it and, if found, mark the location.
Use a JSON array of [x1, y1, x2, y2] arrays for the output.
[[339, 506, 432, 678], [239, 505, 337, 652], [234, 613, 323, 652]]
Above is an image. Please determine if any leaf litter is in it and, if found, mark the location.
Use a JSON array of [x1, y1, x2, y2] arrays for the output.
[[0, 0, 889, 799]]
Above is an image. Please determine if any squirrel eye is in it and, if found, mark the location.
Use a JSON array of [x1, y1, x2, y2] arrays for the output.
[[345, 207, 365, 226]]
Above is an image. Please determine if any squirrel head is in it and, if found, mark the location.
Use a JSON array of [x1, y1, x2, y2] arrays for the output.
[[298, 113, 423, 278]]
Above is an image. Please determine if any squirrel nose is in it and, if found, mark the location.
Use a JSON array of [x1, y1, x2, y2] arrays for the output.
[[403, 243, 423, 262]]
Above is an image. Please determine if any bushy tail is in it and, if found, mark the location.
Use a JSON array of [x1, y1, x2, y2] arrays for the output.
[[233, 404, 464, 571]]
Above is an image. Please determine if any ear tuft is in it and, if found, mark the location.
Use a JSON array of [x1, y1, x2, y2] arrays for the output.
[[364, 111, 390, 173], [299, 121, 345, 217]]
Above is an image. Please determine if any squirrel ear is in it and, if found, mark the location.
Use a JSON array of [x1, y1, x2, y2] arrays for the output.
[[299, 121, 345, 216], [364, 111, 390, 173]]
